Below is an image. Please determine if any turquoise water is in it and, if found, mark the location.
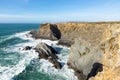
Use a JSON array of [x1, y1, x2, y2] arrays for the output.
[[0, 24, 38, 67], [0, 24, 74, 80], [0, 24, 62, 80]]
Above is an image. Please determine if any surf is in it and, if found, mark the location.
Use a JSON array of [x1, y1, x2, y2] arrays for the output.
[[0, 29, 77, 80]]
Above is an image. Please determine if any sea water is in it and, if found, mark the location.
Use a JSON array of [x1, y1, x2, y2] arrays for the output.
[[0, 23, 77, 80]]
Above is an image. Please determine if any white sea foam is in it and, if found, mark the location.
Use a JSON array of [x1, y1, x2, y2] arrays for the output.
[[14, 31, 31, 40], [0, 35, 15, 44], [0, 65, 10, 73], [0, 49, 38, 80], [0, 31, 30, 44], [0, 31, 38, 80], [38, 49, 78, 80], [1, 31, 78, 80]]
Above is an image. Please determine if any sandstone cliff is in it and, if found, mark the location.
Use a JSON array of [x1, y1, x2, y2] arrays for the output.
[[89, 35, 120, 80], [67, 22, 120, 80], [30, 22, 120, 80], [32, 22, 120, 46]]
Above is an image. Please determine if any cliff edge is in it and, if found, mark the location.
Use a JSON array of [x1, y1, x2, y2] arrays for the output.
[[30, 22, 120, 80]]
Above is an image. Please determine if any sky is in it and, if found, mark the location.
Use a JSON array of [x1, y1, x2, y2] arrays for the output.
[[0, 0, 120, 23]]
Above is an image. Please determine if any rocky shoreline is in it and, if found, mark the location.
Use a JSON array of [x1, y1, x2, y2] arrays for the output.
[[29, 22, 120, 80]]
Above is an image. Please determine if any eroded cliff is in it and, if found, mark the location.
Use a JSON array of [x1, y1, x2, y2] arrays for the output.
[[36, 22, 120, 46], [30, 22, 120, 80], [89, 35, 120, 80], [67, 22, 120, 80]]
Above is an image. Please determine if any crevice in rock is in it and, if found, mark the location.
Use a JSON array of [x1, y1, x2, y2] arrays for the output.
[[87, 62, 103, 80], [50, 24, 61, 40]]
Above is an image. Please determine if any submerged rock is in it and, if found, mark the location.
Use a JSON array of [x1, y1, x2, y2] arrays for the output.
[[35, 43, 62, 69], [23, 46, 32, 50]]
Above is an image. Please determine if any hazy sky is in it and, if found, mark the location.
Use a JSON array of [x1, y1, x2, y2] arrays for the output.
[[0, 0, 120, 23]]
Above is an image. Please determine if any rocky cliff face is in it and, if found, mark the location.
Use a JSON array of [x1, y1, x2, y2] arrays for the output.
[[89, 35, 120, 80], [67, 22, 120, 80], [39, 24, 61, 40], [31, 22, 120, 80], [34, 22, 120, 46]]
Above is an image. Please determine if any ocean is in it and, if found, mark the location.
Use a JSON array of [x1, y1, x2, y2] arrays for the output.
[[0, 24, 77, 80]]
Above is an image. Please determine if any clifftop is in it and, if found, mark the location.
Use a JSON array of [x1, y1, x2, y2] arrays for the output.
[[39, 22, 120, 46]]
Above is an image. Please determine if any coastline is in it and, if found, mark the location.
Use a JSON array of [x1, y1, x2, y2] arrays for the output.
[[1, 22, 120, 80], [30, 22, 120, 80]]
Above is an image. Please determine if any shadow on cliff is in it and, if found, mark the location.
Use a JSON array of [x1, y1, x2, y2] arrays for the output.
[[87, 62, 103, 80], [50, 24, 61, 40]]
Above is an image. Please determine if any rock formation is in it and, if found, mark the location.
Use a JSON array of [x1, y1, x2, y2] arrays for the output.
[[30, 24, 61, 40], [31, 22, 120, 79], [30, 22, 120, 47], [34, 43, 62, 69]]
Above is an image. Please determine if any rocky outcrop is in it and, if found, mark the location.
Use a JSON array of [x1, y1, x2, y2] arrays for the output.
[[40, 24, 61, 40], [35, 43, 62, 69], [30, 24, 61, 40]]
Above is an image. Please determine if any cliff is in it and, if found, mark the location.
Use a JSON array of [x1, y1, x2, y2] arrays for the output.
[[89, 34, 120, 80], [67, 22, 120, 80], [30, 22, 120, 80], [33, 22, 120, 46]]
